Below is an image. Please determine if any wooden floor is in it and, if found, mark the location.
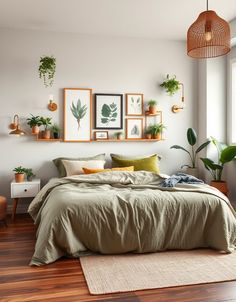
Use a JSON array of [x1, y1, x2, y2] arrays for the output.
[[1, 215, 236, 302]]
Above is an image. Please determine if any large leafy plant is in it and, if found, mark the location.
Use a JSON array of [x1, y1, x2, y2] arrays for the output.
[[40, 117, 52, 131], [101, 102, 117, 125], [27, 114, 42, 127], [160, 74, 180, 96], [201, 138, 236, 181], [71, 99, 87, 129], [38, 55, 56, 87], [171, 128, 210, 169]]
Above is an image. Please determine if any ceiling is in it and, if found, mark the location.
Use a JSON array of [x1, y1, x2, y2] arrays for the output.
[[0, 0, 236, 40]]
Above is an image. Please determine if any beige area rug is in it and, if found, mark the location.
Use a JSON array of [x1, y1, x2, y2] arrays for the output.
[[80, 249, 236, 294]]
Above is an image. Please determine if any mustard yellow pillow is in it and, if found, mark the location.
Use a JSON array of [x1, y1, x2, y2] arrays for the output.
[[83, 166, 134, 174]]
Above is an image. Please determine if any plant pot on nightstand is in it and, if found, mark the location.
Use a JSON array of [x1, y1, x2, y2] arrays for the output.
[[15, 173, 25, 183], [210, 180, 228, 196]]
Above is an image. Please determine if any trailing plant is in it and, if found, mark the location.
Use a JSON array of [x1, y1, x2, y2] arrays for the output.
[[160, 74, 180, 96], [170, 128, 210, 169], [13, 166, 26, 174], [70, 99, 87, 130], [101, 102, 117, 125], [148, 100, 157, 107], [26, 114, 42, 127], [200, 138, 236, 181], [40, 117, 52, 131], [38, 55, 56, 87]]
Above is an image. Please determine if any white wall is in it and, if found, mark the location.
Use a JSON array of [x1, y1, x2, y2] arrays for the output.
[[0, 28, 197, 212]]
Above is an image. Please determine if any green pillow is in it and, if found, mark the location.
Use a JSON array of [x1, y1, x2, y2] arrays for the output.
[[110, 154, 160, 173], [53, 153, 106, 177]]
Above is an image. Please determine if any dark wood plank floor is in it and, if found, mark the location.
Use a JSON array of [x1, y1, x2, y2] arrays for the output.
[[1, 215, 236, 302]]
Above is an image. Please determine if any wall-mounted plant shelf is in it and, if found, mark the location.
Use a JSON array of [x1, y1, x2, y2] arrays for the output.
[[35, 138, 62, 142], [92, 138, 163, 142]]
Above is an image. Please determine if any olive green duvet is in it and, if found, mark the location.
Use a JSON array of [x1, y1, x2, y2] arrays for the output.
[[28, 171, 236, 266]]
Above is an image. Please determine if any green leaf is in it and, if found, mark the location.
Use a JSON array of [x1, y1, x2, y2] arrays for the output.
[[220, 146, 236, 164], [187, 128, 197, 146], [170, 145, 191, 155], [112, 112, 117, 118], [200, 158, 222, 171], [110, 118, 116, 122], [196, 140, 211, 153], [101, 118, 109, 124], [101, 104, 111, 117]]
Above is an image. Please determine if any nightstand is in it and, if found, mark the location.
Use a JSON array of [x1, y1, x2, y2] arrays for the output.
[[11, 179, 40, 220]]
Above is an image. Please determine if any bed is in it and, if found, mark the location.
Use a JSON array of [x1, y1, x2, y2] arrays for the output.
[[28, 171, 236, 266]]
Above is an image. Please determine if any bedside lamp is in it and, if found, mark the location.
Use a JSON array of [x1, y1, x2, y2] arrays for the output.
[[9, 114, 26, 136]]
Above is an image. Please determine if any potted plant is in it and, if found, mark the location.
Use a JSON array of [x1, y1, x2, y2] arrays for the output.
[[114, 131, 123, 140], [144, 126, 152, 139], [200, 138, 236, 195], [38, 55, 56, 87], [24, 168, 35, 181], [160, 74, 180, 96], [170, 128, 210, 177], [149, 123, 166, 140], [40, 117, 52, 139], [26, 114, 42, 135], [13, 166, 25, 183], [147, 100, 158, 114], [51, 124, 60, 139]]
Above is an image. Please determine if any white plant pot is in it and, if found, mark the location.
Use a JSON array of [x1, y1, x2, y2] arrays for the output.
[[186, 167, 199, 178]]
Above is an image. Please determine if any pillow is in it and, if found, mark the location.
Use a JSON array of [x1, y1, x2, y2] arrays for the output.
[[62, 160, 106, 176], [83, 166, 134, 174], [110, 154, 160, 173], [53, 153, 105, 177]]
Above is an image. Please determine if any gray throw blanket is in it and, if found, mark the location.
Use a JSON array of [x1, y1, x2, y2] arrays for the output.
[[161, 172, 204, 187]]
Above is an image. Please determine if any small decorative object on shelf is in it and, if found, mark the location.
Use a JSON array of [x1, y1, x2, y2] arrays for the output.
[[94, 131, 109, 140], [48, 94, 57, 111], [27, 114, 42, 135], [13, 166, 26, 183], [114, 131, 123, 140], [147, 100, 158, 114], [51, 123, 60, 139], [144, 127, 152, 139], [38, 55, 56, 87], [40, 116, 52, 139]]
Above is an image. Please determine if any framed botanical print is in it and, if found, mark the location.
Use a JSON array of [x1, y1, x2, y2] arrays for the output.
[[94, 94, 123, 129], [94, 131, 109, 140], [126, 93, 143, 116], [126, 118, 143, 140], [64, 88, 92, 142]]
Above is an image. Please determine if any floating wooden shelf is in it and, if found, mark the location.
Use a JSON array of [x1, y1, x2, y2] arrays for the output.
[[92, 139, 163, 142], [36, 138, 62, 141], [145, 110, 162, 116]]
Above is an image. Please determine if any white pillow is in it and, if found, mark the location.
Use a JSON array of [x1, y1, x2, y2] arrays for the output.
[[62, 159, 106, 176]]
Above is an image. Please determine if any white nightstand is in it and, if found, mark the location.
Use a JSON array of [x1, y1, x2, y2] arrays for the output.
[[11, 179, 40, 220]]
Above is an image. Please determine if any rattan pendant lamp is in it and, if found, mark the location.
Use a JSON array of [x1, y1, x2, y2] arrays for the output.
[[187, 0, 231, 58]]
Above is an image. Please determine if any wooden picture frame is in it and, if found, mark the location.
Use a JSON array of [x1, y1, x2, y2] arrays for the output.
[[126, 118, 143, 140], [64, 88, 92, 142], [94, 94, 123, 129], [126, 93, 143, 116], [94, 131, 109, 140]]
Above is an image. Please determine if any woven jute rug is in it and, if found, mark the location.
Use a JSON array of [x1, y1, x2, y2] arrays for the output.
[[80, 249, 236, 294]]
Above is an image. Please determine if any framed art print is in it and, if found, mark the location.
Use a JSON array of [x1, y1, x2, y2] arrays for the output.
[[64, 88, 92, 142], [126, 93, 143, 116], [126, 118, 143, 140], [95, 94, 123, 129], [94, 131, 109, 140]]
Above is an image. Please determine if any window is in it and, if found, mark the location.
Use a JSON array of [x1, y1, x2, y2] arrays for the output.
[[229, 59, 236, 144]]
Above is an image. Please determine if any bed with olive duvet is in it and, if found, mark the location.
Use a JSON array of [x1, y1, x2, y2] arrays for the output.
[[28, 166, 236, 266]]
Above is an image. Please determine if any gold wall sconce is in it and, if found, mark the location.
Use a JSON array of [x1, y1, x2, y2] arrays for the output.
[[48, 94, 57, 111], [9, 114, 26, 136], [172, 83, 185, 113]]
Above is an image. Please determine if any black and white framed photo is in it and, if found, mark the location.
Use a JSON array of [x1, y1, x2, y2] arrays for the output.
[[94, 131, 109, 140], [94, 94, 123, 129], [126, 93, 143, 116], [126, 118, 143, 140], [64, 88, 92, 142]]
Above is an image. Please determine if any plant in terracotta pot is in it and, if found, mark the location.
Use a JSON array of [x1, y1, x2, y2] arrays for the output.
[[147, 100, 158, 114], [13, 166, 26, 183], [170, 128, 210, 178], [160, 74, 180, 96], [51, 124, 60, 139], [200, 138, 236, 196], [24, 168, 35, 181], [38, 55, 56, 87], [144, 126, 152, 139], [26, 114, 42, 135], [40, 117, 52, 139], [114, 131, 123, 140], [149, 123, 166, 140]]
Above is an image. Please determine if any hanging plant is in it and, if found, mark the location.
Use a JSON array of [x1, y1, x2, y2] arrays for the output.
[[38, 55, 56, 87], [160, 74, 180, 96]]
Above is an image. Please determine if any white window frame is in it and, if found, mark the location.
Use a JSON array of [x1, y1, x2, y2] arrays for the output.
[[228, 57, 236, 145]]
